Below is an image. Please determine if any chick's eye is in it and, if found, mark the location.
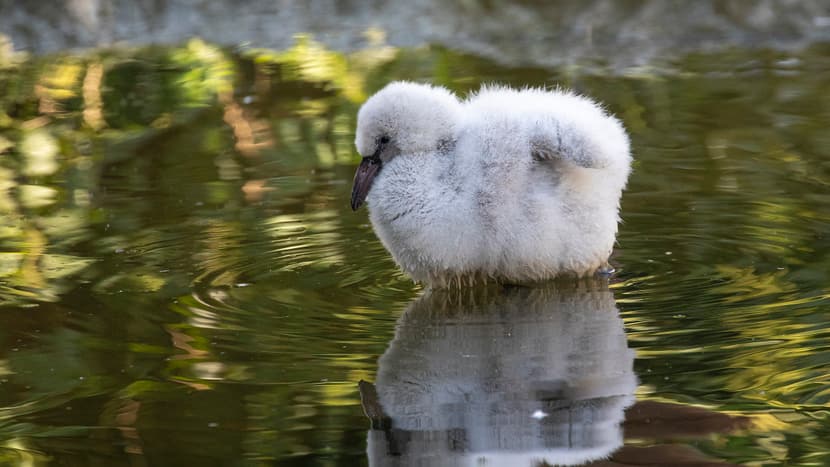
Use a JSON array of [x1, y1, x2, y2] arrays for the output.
[[379, 135, 391, 145]]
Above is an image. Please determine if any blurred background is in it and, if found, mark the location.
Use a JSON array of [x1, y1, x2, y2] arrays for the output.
[[5, 0, 830, 68], [0, 1, 829, 466]]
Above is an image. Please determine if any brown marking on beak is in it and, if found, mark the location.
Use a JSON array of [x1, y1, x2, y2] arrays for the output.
[[350, 154, 382, 211]]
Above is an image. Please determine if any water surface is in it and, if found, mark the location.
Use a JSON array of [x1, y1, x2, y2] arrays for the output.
[[0, 39, 829, 465]]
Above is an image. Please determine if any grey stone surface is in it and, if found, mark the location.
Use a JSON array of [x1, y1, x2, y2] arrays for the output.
[[2, 0, 830, 67]]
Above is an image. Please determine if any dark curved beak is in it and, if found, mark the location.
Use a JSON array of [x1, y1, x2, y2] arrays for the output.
[[350, 154, 382, 211]]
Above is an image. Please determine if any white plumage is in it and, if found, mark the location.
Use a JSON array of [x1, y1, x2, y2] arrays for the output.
[[351, 82, 632, 287]]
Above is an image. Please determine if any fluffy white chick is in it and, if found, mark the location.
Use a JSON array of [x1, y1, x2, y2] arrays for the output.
[[352, 82, 631, 287]]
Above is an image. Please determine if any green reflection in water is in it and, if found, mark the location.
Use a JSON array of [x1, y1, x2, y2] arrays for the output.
[[0, 35, 827, 465]]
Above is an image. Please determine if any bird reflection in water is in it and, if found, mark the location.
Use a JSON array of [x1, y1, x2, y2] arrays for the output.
[[360, 279, 750, 467]]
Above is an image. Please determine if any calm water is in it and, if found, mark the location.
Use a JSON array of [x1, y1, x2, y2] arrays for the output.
[[0, 39, 829, 466]]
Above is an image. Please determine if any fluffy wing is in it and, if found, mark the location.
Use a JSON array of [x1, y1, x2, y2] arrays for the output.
[[527, 90, 630, 170], [466, 86, 631, 170]]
